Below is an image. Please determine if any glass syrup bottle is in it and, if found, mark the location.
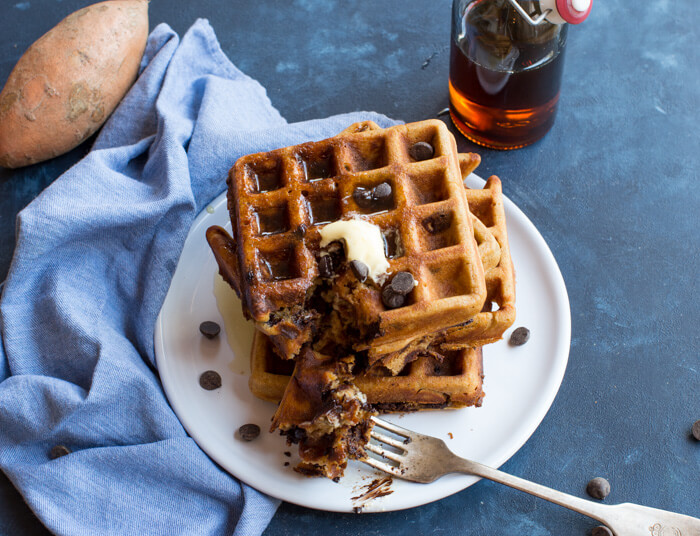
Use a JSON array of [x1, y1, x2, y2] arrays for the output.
[[449, 0, 592, 150]]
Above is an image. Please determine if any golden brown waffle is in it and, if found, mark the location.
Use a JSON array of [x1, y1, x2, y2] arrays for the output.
[[439, 171, 516, 350], [366, 170, 515, 373], [249, 331, 484, 411], [207, 119, 487, 360]]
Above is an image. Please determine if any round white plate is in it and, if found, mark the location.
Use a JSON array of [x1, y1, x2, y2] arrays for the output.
[[155, 173, 571, 513]]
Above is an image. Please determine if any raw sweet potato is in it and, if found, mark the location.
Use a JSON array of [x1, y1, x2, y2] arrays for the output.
[[0, 0, 149, 168]]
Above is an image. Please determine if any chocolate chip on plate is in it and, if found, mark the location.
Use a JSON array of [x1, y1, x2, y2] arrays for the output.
[[586, 477, 611, 500], [349, 260, 369, 282], [318, 254, 334, 278], [382, 285, 405, 309], [238, 423, 261, 442], [591, 526, 613, 536], [509, 327, 530, 346], [199, 370, 222, 390], [199, 321, 221, 339], [49, 445, 71, 460], [692, 420, 700, 441], [391, 271, 415, 295], [372, 182, 392, 201], [409, 141, 434, 161]]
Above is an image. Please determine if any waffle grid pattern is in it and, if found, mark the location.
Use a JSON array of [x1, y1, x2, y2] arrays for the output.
[[228, 120, 486, 345], [441, 173, 516, 349]]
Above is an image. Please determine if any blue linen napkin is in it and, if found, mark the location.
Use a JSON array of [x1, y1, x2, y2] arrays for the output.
[[0, 19, 397, 535]]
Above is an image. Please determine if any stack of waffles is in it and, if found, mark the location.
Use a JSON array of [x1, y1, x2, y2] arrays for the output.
[[207, 120, 515, 480]]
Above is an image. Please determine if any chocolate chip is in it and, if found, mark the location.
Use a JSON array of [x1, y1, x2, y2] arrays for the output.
[[509, 327, 530, 346], [284, 451, 292, 457], [199, 370, 222, 390], [349, 260, 369, 282], [382, 285, 405, 309], [238, 423, 261, 442], [318, 254, 334, 278], [353, 188, 374, 209], [49, 445, 71, 460], [279, 323, 299, 339], [409, 141, 434, 161], [372, 182, 392, 201], [199, 321, 221, 339], [284, 462, 290, 466], [586, 477, 611, 500], [591, 527, 613, 536], [390, 271, 415, 295], [692, 420, 700, 441]]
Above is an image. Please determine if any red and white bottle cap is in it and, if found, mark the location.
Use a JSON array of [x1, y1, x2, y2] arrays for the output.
[[540, 0, 592, 24]]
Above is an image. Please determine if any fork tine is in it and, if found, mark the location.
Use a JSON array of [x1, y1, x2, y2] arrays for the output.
[[370, 430, 408, 450], [365, 442, 404, 463], [371, 416, 413, 439], [361, 455, 403, 477]]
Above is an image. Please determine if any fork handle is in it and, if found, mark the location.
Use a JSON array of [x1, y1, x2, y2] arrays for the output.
[[450, 458, 700, 535]]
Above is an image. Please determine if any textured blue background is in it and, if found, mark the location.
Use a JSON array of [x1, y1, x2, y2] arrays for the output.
[[1, 1, 698, 534]]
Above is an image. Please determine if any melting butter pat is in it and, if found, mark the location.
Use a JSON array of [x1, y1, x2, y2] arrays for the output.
[[319, 219, 389, 282]]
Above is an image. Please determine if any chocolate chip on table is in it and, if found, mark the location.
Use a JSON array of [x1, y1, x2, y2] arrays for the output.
[[199, 321, 221, 339], [391, 271, 415, 295], [409, 141, 434, 161], [199, 370, 222, 390], [318, 254, 334, 278], [372, 182, 392, 201], [692, 420, 700, 441], [586, 477, 611, 500], [382, 285, 405, 309], [238, 423, 261, 442], [49, 445, 71, 460], [349, 260, 369, 282], [509, 327, 530, 346], [591, 526, 613, 536]]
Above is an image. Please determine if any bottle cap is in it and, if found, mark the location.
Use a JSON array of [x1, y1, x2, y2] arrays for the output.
[[540, 0, 592, 25]]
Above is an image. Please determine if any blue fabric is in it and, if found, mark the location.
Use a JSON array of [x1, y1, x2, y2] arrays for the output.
[[0, 20, 396, 536]]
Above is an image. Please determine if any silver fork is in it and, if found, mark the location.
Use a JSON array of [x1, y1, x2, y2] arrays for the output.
[[364, 417, 700, 536]]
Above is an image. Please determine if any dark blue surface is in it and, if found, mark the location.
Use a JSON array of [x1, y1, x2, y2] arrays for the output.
[[1, 1, 698, 535]]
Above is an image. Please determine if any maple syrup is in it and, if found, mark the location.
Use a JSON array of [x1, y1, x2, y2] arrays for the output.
[[449, 0, 568, 149]]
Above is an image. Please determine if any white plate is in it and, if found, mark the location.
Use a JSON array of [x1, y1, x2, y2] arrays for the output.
[[155, 173, 571, 513]]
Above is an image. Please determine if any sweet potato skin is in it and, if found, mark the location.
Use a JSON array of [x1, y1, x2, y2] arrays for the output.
[[0, 1, 149, 168]]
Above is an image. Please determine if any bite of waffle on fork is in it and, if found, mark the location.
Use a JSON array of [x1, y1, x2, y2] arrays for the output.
[[206, 119, 515, 480]]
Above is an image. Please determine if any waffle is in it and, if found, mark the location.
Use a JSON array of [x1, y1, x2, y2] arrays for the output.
[[365, 171, 514, 372], [249, 330, 484, 411], [270, 346, 375, 480], [207, 120, 486, 363], [439, 169, 516, 350]]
